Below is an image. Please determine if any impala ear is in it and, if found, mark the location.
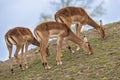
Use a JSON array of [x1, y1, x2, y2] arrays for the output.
[[100, 20, 103, 27], [83, 36, 88, 42]]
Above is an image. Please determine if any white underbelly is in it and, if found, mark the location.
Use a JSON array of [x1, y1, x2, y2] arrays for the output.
[[50, 35, 58, 38]]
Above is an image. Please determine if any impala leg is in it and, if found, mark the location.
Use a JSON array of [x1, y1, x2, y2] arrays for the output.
[[76, 23, 82, 51], [39, 42, 44, 64], [64, 38, 75, 54], [61, 18, 74, 54], [56, 37, 63, 65], [46, 45, 50, 56], [14, 45, 23, 70], [24, 44, 29, 69], [40, 39, 51, 69], [7, 44, 14, 74], [20, 44, 25, 70]]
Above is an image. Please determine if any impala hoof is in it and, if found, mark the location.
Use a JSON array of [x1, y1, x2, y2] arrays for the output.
[[88, 52, 93, 55], [45, 66, 51, 69], [11, 68, 15, 75], [76, 47, 80, 51], [25, 65, 28, 69], [72, 50, 75, 54], [42, 62, 51, 69], [12, 72, 15, 75], [86, 52, 93, 55], [25, 64, 28, 69], [19, 64, 24, 70], [57, 61, 62, 65], [22, 67, 25, 71]]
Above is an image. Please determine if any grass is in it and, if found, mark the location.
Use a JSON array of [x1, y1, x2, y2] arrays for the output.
[[0, 21, 120, 80]]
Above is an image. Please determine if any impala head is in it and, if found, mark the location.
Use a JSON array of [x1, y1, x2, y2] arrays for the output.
[[98, 20, 105, 39], [82, 36, 92, 55]]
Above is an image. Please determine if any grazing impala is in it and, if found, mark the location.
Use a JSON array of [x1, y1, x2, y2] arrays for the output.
[[5, 27, 49, 74], [34, 21, 92, 69], [55, 6, 105, 50]]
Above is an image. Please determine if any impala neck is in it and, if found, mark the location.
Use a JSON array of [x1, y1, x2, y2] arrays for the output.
[[87, 16, 105, 38], [32, 37, 40, 47], [87, 16, 100, 29], [68, 31, 84, 46]]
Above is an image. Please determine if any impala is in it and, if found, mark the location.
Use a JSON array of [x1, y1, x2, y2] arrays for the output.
[[55, 6, 105, 50], [5, 27, 49, 74], [34, 21, 92, 69]]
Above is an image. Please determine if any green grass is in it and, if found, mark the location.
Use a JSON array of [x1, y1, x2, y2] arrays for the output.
[[0, 21, 120, 80]]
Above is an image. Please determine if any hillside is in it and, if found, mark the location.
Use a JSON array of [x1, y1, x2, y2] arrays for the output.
[[0, 21, 120, 80]]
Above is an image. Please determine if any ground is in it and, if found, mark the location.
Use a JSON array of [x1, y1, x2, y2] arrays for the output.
[[0, 21, 120, 80]]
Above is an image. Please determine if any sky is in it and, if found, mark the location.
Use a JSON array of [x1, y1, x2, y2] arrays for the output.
[[0, 0, 120, 61]]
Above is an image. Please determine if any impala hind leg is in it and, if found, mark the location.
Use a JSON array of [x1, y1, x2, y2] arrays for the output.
[[40, 40, 51, 69], [20, 45, 25, 70], [56, 37, 63, 65], [7, 44, 14, 74], [14, 45, 24, 70]]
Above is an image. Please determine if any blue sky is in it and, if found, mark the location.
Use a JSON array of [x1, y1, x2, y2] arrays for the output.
[[0, 0, 120, 61]]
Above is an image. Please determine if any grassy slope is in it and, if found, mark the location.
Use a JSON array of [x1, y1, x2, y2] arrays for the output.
[[0, 21, 120, 80]]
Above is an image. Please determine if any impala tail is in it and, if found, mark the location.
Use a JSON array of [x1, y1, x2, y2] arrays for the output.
[[5, 36, 11, 50], [5, 33, 14, 48], [55, 14, 64, 23]]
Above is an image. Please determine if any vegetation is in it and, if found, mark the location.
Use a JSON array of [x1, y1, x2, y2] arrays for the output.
[[40, 0, 105, 21], [0, 21, 120, 80]]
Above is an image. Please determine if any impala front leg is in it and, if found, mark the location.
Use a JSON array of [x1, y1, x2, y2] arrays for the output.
[[20, 45, 25, 70], [64, 38, 75, 54], [56, 37, 63, 65], [76, 23, 82, 51]]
